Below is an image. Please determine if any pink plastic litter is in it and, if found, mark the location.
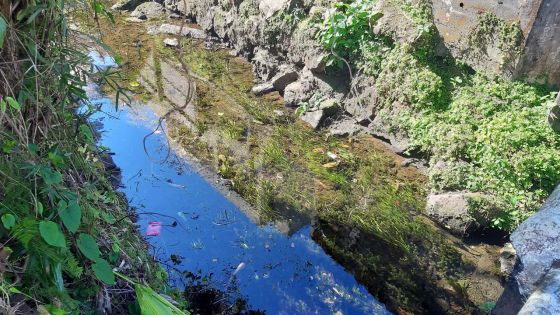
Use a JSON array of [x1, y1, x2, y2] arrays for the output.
[[147, 221, 162, 236]]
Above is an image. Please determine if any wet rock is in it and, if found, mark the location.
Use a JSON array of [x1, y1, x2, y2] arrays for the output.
[[499, 243, 516, 277], [111, 0, 145, 11], [251, 83, 274, 96], [131, 2, 164, 19], [163, 38, 179, 47], [510, 184, 560, 298], [271, 66, 299, 92], [426, 192, 495, 236], [153, 24, 206, 40], [518, 269, 560, 315], [300, 99, 339, 129], [328, 118, 364, 137]]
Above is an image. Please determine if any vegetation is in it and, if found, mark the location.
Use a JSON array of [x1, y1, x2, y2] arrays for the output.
[[0, 0, 189, 313], [317, 0, 559, 231]]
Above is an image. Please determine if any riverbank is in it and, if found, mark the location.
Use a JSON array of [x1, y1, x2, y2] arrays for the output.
[[82, 7, 508, 313]]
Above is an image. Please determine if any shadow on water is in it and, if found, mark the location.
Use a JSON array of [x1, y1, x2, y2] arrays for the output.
[[86, 51, 390, 314]]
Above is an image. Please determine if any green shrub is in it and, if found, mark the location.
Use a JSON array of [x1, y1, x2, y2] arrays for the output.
[[316, 0, 382, 67]]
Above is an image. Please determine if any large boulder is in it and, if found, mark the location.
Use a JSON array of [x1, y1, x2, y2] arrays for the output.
[[510, 185, 560, 298], [426, 192, 495, 236]]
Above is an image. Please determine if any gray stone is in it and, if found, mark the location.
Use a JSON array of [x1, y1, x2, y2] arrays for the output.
[[511, 185, 560, 298], [426, 192, 494, 236], [328, 118, 364, 137], [131, 2, 164, 19], [252, 48, 279, 82], [344, 74, 378, 125], [111, 0, 145, 11], [155, 24, 206, 39], [518, 269, 560, 315], [163, 38, 179, 47], [271, 66, 299, 92], [259, 0, 290, 19], [499, 243, 517, 277], [283, 81, 313, 107], [251, 83, 274, 96], [369, 101, 412, 154], [300, 99, 339, 129]]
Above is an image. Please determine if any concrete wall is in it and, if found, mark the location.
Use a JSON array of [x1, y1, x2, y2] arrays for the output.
[[432, 0, 560, 86]]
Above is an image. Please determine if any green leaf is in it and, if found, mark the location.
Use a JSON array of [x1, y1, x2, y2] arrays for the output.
[[39, 221, 66, 248], [0, 16, 6, 49], [92, 258, 115, 285], [41, 167, 62, 185], [6, 97, 20, 110], [79, 124, 94, 143], [77, 233, 101, 261], [36, 201, 43, 216], [136, 283, 189, 315], [1, 214, 15, 230], [59, 200, 81, 233]]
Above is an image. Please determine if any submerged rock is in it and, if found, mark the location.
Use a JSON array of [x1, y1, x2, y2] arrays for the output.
[[152, 24, 206, 40], [426, 192, 495, 236], [510, 184, 560, 298]]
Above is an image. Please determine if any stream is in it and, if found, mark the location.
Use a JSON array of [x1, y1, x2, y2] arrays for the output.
[[87, 52, 389, 314]]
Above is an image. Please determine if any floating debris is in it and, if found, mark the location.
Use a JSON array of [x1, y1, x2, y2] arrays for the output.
[[147, 221, 162, 236]]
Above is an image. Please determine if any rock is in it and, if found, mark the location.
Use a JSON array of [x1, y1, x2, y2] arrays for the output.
[[300, 99, 339, 129], [111, 0, 145, 11], [305, 53, 327, 73], [499, 243, 517, 277], [328, 118, 364, 137], [259, 0, 290, 19], [252, 48, 279, 81], [510, 184, 560, 298], [369, 101, 412, 154], [251, 83, 274, 96], [271, 66, 299, 92], [548, 93, 560, 133], [426, 192, 495, 236], [154, 24, 206, 39], [284, 81, 313, 107], [129, 11, 147, 20], [344, 74, 378, 125], [518, 269, 560, 315], [125, 17, 146, 23], [130, 2, 164, 19], [163, 38, 179, 47], [273, 110, 284, 117]]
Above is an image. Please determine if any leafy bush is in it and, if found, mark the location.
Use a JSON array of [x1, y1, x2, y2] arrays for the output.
[[316, 0, 382, 67]]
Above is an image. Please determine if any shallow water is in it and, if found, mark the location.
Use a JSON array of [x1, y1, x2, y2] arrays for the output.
[[87, 52, 389, 314]]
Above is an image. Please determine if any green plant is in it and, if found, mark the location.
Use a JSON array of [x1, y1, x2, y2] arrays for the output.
[[316, 0, 383, 67]]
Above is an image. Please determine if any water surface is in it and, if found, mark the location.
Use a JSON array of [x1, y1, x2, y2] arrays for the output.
[[87, 52, 389, 315]]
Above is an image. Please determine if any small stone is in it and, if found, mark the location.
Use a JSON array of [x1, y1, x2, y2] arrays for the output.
[[270, 66, 298, 92], [499, 243, 517, 277], [273, 110, 284, 117], [251, 83, 274, 96], [163, 38, 179, 47]]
